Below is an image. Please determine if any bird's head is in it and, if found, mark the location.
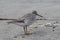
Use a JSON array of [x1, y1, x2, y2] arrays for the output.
[[32, 11, 43, 17]]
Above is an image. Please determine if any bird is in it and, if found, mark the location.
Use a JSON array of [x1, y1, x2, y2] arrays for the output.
[[7, 11, 43, 35]]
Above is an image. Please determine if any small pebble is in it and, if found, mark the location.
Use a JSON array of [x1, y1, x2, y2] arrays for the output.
[[14, 36, 17, 38], [22, 36, 25, 38], [52, 30, 55, 32], [34, 27, 38, 28], [53, 27, 55, 29]]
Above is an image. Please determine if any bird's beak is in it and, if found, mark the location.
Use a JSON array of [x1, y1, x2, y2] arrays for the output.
[[36, 14, 43, 17]]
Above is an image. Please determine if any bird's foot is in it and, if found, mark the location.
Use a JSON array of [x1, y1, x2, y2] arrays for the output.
[[24, 32, 32, 35]]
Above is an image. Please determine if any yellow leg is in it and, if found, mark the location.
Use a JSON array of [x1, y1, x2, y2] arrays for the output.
[[23, 26, 32, 35], [25, 26, 27, 34], [23, 27, 26, 34]]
